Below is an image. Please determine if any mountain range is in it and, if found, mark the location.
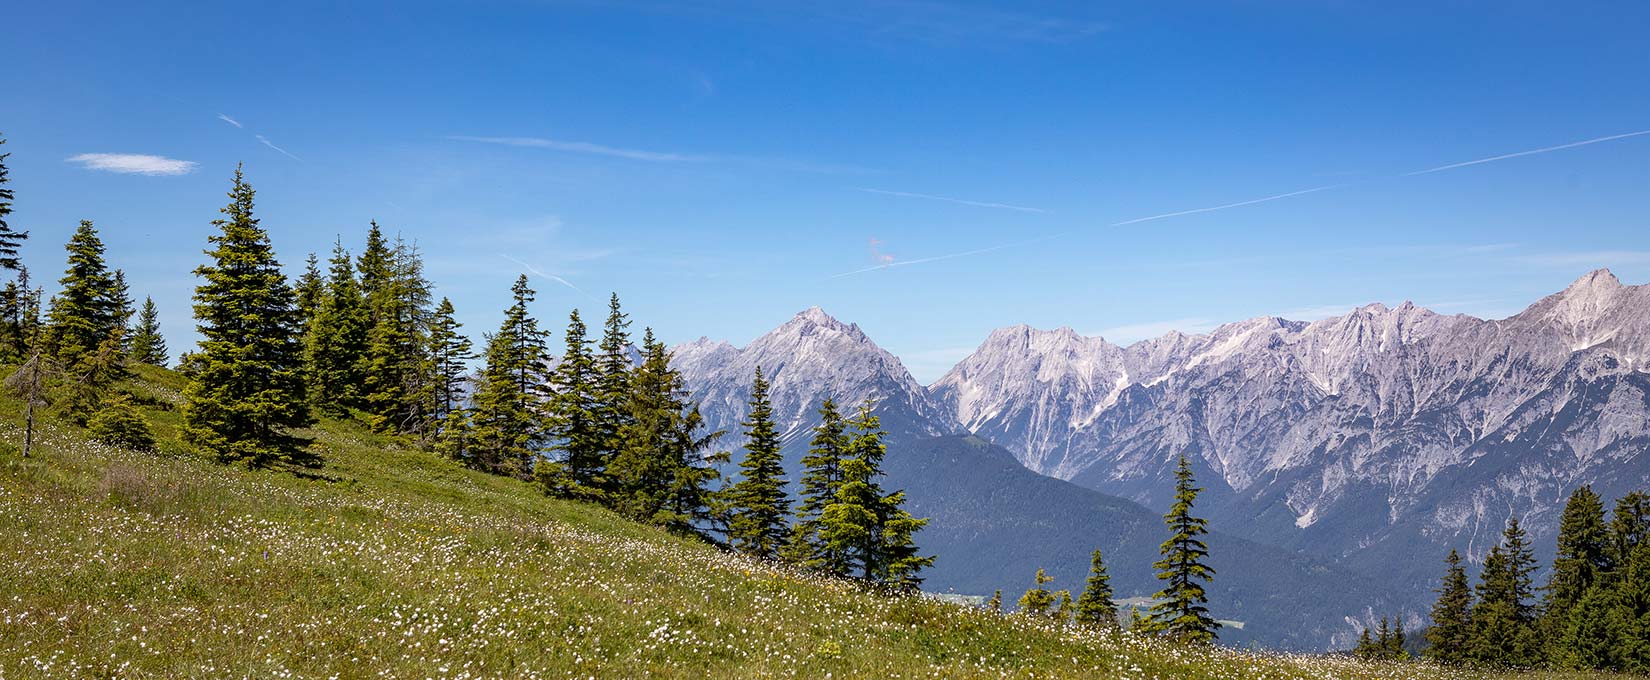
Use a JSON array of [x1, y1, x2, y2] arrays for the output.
[[667, 268, 1650, 650]]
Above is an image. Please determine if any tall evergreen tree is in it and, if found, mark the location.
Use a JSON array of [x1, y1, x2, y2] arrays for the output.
[[539, 308, 604, 499], [44, 220, 122, 368], [1544, 486, 1613, 644], [302, 240, 370, 416], [1074, 548, 1118, 628], [726, 367, 791, 559], [425, 297, 473, 424], [293, 252, 324, 332], [181, 165, 312, 467], [818, 401, 932, 589], [1468, 519, 1542, 667], [467, 275, 549, 478], [0, 133, 28, 272], [128, 296, 168, 366], [1146, 454, 1220, 644], [0, 267, 39, 362], [606, 328, 725, 536], [355, 220, 394, 311], [594, 292, 633, 472], [1612, 491, 1650, 566], [362, 236, 432, 434], [1425, 549, 1474, 665], [783, 397, 851, 572]]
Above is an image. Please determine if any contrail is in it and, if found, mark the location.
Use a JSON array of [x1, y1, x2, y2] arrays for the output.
[[1108, 184, 1342, 226], [255, 134, 302, 162], [856, 187, 1049, 214], [501, 254, 589, 296], [1406, 129, 1650, 176], [217, 113, 243, 128]]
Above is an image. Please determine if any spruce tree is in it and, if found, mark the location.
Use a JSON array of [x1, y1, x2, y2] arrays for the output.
[[818, 402, 932, 589], [1425, 548, 1474, 665], [1017, 568, 1057, 617], [1389, 618, 1408, 659], [594, 292, 633, 474], [986, 590, 1002, 612], [1544, 486, 1613, 646], [784, 397, 851, 572], [181, 165, 312, 467], [1146, 454, 1219, 644], [1468, 519, 1543, 667], [128, 296, 168, 367], [1356, 628, 1376, 659], [1055, 590, 1075, 624], [426, 297, 473, 424], [606, 328, 725, 536], [467, 275, 549, 478], [294, 252, 324, 332], [0, 133, 28, 272], [1612, 491, 1650, 566], [44, 220, 122, 369], [726, 367, 791, 559], [435, 407, 474, 465], [111, 269, 134, 337], [87, 394, 156, 451], [0, 268, 38, 362], [540, 308, 604, 499], [362, 236, 432, 435], [302, 240, 370, 416], [355, 220, 394, 309], [1074, 548, 1118, 628]]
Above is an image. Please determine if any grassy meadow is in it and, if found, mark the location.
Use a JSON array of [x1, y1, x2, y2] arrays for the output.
[[0, 366, 1626, 678]]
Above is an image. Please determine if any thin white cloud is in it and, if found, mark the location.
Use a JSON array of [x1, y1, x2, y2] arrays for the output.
[[1511, 250, 1650, 267], [1092, 318, 1219, 344], [500, 254, 589, 296], [255, 134, 302, 161], [450, 135, 710, 163], [857, 187, 1049, 214], [66, 153, 197, 176], [217, 113, 243, 128], [1109, 185, 1343, 227], [1406, 129, 1650, 176]]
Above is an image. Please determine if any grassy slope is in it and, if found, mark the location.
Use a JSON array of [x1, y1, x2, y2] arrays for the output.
[[0, 367, 1614, 679]]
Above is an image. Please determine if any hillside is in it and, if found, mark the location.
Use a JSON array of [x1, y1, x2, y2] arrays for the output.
[[0, 366, 1603, 679]]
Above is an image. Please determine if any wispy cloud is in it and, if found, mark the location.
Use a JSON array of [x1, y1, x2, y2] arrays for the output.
[[450, 135, 710, 163], [857, 187, 1049, 213], [255, 134, 302, 161], [1110, 185, 1343, 227], [1092, 318, 1220, 344], [500, 254, 590, 296], [1511, 250, 1650, 267], [217, 113, 243, 128], [66, 153, 197, 176], [1406, 129, 1650, 176]]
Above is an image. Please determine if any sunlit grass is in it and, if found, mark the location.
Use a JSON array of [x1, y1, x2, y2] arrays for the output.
[[0, 368, 1628, 678]]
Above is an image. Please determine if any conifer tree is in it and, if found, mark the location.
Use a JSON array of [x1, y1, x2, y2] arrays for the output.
[[1425, 549, 1474, 665], [181, 165, 312, 467], [87, 394, 156, 451], [362, 237, 432, 434], [540, 309, 604, 499], [303, 240, 370, 416], [1146, 454, 1219, 644], [594, 292, 633, 471], [1544, 486, 1613, 645], [1356, 628, 1376, 659], [606, 328, 725, 536], [467, 275, 549, 478], [1468, 519, 1542, 667], [1075, 548, 1118, 628], [726, 367, 791, 559], [355, 220, 394, 310], [1018, 568, 1056, 617], [1612, 491, 1650, 566], [294, 252, 324, 332], [986, 590, 1002, 612], [0, 133, 28, 272], [1056, 590, 1075, 624], [111, 269, 134, 333], [44, 220, 122, 369], [819, 402, 933, 589], [128, 296, 168, 367], [435, 407, 474, 465], [0, 268, 39, 362], [1389, 618, 1408, 659], [784, 397, 850, 572], [426, 297, 473, 424]]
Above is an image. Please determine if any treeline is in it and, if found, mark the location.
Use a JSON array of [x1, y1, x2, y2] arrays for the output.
[[0, 147, 932, 590], [1415, 486, 1650, 672], [999, 455, 1222, 645]]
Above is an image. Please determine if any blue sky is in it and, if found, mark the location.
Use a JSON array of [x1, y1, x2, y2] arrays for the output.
[[3, 1, 1649, 382]]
